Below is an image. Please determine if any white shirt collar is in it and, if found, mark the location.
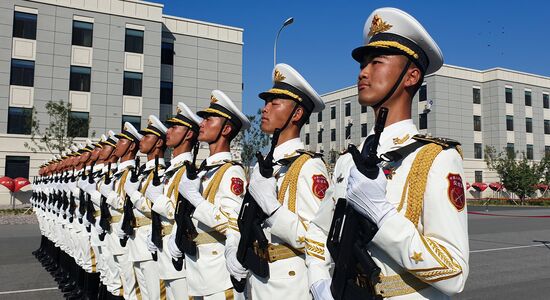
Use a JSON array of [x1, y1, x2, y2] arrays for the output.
[[93, 163, 104, 172], [166, 152, 193, 173], [273, 138, 303, 161], [145, 157, 165, 171], [362, 119, 419, 155], [118, 160, 134, 172], [206, 152, 232, 166]]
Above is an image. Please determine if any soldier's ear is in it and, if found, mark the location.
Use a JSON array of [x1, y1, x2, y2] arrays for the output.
[[154, 137, 164, 148], [292, 106, 304, 123], [404, 64, 422, 88], [221, 122, 233, 138]]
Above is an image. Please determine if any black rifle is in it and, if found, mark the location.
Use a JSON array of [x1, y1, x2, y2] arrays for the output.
[[85, 163, 96, 233], [120, 157, 140, 247], [233, 128, 282, 292], [327, 107, 388, 300], [150, 156, 162, 261], [78, 167, 86, 224], [172, 142, 200, 270], [68, 168, 76, 223], [98, 163, 113, 241]]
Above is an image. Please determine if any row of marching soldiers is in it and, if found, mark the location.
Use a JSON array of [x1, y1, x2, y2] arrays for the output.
[[31, 7, 470, 300]]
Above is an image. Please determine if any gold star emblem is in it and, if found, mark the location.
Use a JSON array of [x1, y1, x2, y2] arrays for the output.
[[411, 251, 423, 264], [368, 14, 393, 37], [215, 214, 221, 221], [297, 236, 306, 244], [210, 95, 218, 103]]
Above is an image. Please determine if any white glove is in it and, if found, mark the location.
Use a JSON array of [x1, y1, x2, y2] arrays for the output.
[[346, 166, 396, 227], [83, 216, 90, 228], [310, 279, 334, 300], [81, 178, 97, 195], [124, 179, 140, 197], [225, 244, 248, 280], [95, 221, 104, 235], [248, 167, 280, 216], [167, 233, 183, 259], [99, 181, 114, 198], [179, 174, 204, 207], [66, 180, 77, 193], [76, 208, 83, 219], [146, 231, 158, 253], [144, 183, 164, 204], [115, 224, 126, 240]]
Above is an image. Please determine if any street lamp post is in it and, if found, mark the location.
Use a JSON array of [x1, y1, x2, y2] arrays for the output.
[[274, 17, 294, 67]]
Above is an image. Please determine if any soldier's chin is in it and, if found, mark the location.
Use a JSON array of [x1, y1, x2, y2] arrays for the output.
[[260, 123, 274, 134]]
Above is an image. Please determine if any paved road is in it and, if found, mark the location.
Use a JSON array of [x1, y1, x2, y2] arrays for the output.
[[0, 224, 62, 299], [457, 206, 550, 299], [0, 207, 549, 299]]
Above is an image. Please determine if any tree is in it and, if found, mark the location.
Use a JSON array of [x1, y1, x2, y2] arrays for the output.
[[235, 109, 270, 170], [485, 145, 542, 203], [24, 100, 93, 154]]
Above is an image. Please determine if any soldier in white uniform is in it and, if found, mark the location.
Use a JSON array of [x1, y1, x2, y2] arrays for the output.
[[122, 115, 169, 299], [308, 8, 469, 300], [233, 64, 331, 299], [108, 123, 144, 300], [142, 103, 202, 300], [176, 90, 250, 300]]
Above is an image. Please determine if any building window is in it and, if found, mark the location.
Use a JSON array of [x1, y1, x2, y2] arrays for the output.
[[525, 117, 533, 133], [331, 128, 336, 141], [161, 42, 174, 65], [474, 143, 482, 159], [506, 143, 514, 154], [123, 72, 142, 96], [10, 59, 34, 87], [474, 171, 483, 183], [305, 133, 309, 145], [69, 66, 91, 92], [361, 105, 367, 113], [505, 87, 513, 104], [125, 28, 144, 54], [526, 144, 534, 159], [13, 12, 37, 40], [67, 111, 89, 137], [545, 120, 550, 134], [122, 115, 141, 131], [317, 112, 322, 122], [419, 113, 427, 129], [544, 93, 550, 109], [473, 116, 481, 131], [7, 107, 32, 134], [331, 106, 336, 120], [506, 115, 514, 131], [317, 130, 322, 143], [473, 87, 481, 104], [419, 84, 427, 102], [361, 123, 368, 137], [545, 146, 550, 157], [72, 20, 93, 47], [345, 102, 351, 117], [160, 81, 173, 105], [525, 90, 532, 106], [5, 156, 30, 179]]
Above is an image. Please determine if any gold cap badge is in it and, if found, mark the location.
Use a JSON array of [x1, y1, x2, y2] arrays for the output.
[[368, 14, 392, 37], [274, 69, 286, 82], [210, 95, 218, 103]]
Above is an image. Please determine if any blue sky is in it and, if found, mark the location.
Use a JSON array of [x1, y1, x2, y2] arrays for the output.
[[160, 1, 550, 115]]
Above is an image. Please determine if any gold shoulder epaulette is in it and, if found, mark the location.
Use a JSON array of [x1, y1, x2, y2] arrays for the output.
[[296, 149, 324, 158], [222, 159, 243, 167], [412, 134, 461, 149]]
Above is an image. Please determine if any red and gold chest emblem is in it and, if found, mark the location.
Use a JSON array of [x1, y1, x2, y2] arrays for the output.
[[447, 173, 465, 211], [231, 177, 244, 196], [312, 174, 329, 200]]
